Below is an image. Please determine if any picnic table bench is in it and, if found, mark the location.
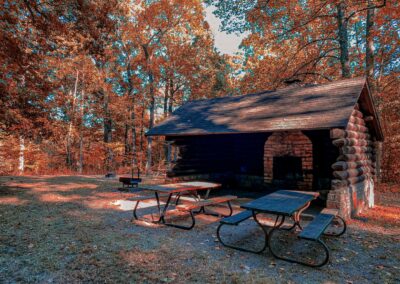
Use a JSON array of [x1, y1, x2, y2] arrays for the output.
[[216, 190, 346, 267], [176, 195, 236, 216]]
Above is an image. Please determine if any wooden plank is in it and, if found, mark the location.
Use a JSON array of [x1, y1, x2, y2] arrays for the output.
[[241, 190, 318, 216], [331, 129, 370, 139], [140, 181, 221, 194], [339, 146, 373, 155], [337, 153, 373, 162], [330, 128, 346, 139], [299, 212, 335, 240], [346, 123, 369, 133], [332, 138, 372, 147], [333, 167, 371, 180], [344, 131, 370, 139], [331, 160, 372, 171], [220, 210, 253, 225], [331, 175, 367, 186], [349, 116, 366, 126], [176, 195, 237, 211], [127, 196, 157, 202]]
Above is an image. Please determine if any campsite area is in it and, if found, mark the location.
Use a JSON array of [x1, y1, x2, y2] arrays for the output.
[[1, 176, 399, 283]]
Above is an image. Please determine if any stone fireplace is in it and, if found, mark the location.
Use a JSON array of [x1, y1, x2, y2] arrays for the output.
[[264, 131, 313, 190]]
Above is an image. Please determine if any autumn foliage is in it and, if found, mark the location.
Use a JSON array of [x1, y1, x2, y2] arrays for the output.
[[0, 1, 399, 183]]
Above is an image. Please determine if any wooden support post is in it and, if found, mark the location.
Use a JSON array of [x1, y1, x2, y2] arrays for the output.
[[165, 141, 173, 172]]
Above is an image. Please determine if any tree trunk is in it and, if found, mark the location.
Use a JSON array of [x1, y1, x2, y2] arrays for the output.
[[139, 102, 145, 172], [168, 78, 174, 114], [103, 91, 114, 174], [124, 123, 130, 158], [125, 61, 138, 172], [130, 91, 138, 174], [337, 2, 350, 78], [146, 76, 155, 173], [142, 44, 155, 174], [366, 0, 375, 85], [66, 70, 79, 169], [18, 135, 25, 175], [162, 77, 170, 164], [78, 76, 85, 174], [163, 77, 169, 117], [78, 128, 84, 174]]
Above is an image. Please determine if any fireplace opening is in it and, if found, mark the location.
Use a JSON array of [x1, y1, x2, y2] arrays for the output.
[[273, 156, 303, 181]]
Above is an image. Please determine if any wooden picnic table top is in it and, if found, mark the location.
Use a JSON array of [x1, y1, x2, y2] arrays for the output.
[[138, 181, 221, 194], [241, 190, 319, 216]]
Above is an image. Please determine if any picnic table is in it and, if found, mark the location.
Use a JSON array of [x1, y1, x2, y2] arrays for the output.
[[130, 181, 236, 229], [241, 190, 319, 231], [217, 190, 346, 267]]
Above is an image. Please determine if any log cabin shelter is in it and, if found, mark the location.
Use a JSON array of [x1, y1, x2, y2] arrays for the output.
[[147, 77, 384, 218]]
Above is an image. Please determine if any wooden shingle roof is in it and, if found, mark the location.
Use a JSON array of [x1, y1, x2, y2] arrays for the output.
[[147, 77, 383, 140]]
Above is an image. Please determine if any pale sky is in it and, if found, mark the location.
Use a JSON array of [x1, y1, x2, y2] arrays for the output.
[[204, 6, 247, 55]]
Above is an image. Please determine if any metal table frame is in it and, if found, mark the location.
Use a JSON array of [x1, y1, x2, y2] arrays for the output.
[[219, 190, 319, 253], [137, 181, 221, 229]]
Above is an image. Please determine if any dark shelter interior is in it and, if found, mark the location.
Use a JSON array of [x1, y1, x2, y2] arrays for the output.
[[166, 130, 338, 196]]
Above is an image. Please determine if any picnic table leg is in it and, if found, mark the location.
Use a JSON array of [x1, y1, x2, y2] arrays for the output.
[[294, 201, 311, 230], [155, 192, 162, 222], [252, 211, 286, 249], [267, 211, 331, 267], [174, 193, 181, 205], [155, 192, 173, 223], [280, 201, 311, 231], [163, 210, 196, 230], [323, 215, 347, 237], [198, 200, 233, 217], [198, 189, 212, 214], [154, 192, 196, 230], [217, 210, 269, 254], [268, 224, 330, 267], [132, 200, 140, 221]]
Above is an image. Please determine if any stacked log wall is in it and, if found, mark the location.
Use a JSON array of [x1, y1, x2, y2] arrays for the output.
[[327, 106, 376, 219]]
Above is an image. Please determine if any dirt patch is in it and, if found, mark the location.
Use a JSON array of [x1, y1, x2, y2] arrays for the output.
[[0, 176, 399, 283]]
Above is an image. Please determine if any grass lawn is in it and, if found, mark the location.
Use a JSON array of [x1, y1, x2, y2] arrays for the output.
[[0, 176, 399, 283]]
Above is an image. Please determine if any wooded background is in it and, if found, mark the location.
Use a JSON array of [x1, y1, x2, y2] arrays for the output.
[[0, 0, 398, 183]]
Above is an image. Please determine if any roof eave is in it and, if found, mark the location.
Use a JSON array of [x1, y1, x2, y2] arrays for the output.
[[363, 78, 384, 141], [146, 126, 346, 137]]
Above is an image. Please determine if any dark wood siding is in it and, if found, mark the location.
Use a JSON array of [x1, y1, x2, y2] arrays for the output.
[[167, 130, 337, 191], [166, 133, 271, 177], [304, 130, 338, 190]]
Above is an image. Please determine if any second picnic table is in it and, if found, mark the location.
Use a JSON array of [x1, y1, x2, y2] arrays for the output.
[[241, 190, 319, 230], [217, 190, 319, 253], [217, 189, 346, 267]]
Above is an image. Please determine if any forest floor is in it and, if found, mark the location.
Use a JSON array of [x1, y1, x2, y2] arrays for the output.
[[0, 175, 399, 283]]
